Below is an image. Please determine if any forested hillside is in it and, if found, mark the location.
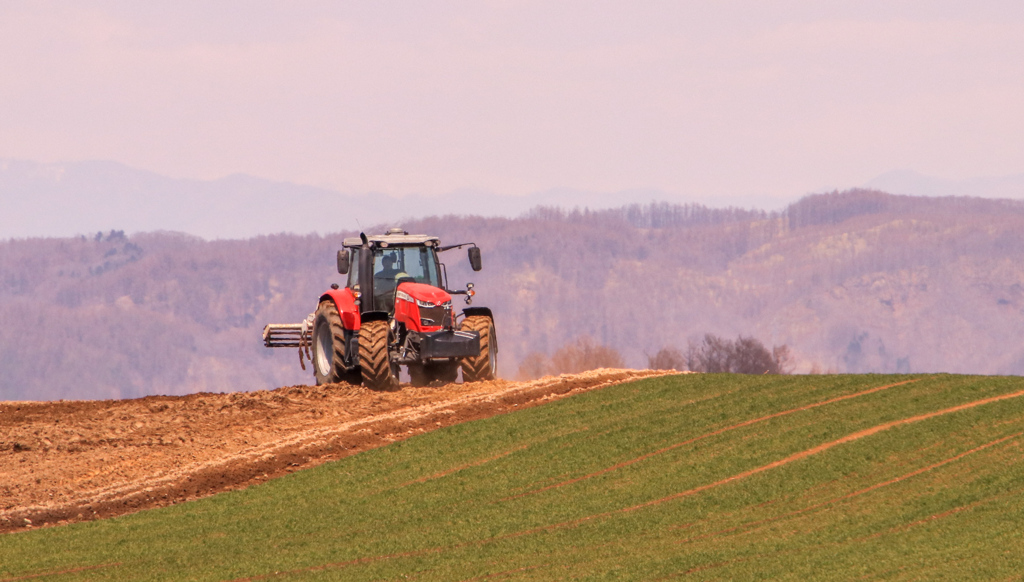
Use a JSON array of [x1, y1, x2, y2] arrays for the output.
[[3, 190, 1023, 400]]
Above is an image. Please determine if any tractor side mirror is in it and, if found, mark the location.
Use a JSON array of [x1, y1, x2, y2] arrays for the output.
[[337, 250, 350, 274], [468, 247, 482, 271]]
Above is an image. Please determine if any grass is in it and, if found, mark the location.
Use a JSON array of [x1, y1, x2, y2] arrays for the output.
[[2, 373, 1024, 580]]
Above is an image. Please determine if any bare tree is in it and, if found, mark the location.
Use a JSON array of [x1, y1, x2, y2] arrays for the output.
[[686, 334, 791, 374], [647, 347, 686, 371], [516, 337, 625, 379], [549, 336, 625, 374]]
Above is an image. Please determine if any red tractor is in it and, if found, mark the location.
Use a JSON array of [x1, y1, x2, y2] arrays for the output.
[[263, 228, 497, 390]]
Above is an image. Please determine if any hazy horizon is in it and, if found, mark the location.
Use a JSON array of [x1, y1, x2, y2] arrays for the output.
[[4, 155, 1024, 240]]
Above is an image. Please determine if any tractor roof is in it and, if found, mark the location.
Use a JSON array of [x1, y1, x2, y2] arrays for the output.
[[342, 228, 440, 248]]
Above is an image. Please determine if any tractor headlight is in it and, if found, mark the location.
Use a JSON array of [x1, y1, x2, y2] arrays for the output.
[[416, 299, 452, 309]]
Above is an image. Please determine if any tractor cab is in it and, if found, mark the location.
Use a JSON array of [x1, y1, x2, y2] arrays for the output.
[[340, 230, 450, 322], [344, 237, 443, 316]]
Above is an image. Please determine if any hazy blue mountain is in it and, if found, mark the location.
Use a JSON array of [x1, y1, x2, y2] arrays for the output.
[[0, 158, 668, 240], [865, 169, 1024, 199]]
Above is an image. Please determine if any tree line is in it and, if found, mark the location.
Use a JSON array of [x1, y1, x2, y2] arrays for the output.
[[3, 190, 1024, 400], [518, 333, 791, 379]]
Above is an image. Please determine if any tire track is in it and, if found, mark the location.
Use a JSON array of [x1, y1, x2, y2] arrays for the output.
[[502, 387, 1024, 538], [401, 445, 529, 487], [676, 430, 1024, 544], [505, 378, 921, 501]]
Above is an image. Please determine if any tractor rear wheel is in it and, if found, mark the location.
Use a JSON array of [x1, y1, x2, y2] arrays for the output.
[[359, 319, 398, 391], [312, 300, 360, 385], [460, 315, 497, 382]]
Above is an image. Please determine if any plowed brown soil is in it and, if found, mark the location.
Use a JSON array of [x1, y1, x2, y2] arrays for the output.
[[0, 369, 671, 533]]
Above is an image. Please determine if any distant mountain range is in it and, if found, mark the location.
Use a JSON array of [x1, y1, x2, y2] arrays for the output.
[[0, 158, 668, 240], [4, 157, 1022, 241]]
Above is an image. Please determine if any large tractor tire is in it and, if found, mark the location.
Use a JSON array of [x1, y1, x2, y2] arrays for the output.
[[460, 315, 497, 382], [359, 319, 398, 391], [312, 300, 361, 386]]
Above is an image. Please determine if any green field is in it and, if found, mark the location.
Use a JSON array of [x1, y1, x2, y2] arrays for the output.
[[3, 374, 1024, 580]]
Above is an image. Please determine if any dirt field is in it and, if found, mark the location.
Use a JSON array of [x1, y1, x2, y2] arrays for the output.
[[0, 369, 671, 533]]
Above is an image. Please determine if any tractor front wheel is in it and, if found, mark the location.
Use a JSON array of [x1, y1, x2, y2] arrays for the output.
[[460, 315, 497, 382], [359, 319, 398, 391]]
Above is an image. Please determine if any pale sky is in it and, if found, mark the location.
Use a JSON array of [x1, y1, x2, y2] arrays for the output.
[[2, 1, 1023, 206]]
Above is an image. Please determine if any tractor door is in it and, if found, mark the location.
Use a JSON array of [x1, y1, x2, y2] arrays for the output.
[[346, 248, 361, 291], [372, 248, 402, 313]]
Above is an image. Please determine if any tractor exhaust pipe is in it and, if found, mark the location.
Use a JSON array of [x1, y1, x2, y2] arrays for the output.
[[358, 232, 374, 313]]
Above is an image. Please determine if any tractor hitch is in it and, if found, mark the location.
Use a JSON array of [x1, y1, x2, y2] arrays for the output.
[[417, 329, 481, 360]]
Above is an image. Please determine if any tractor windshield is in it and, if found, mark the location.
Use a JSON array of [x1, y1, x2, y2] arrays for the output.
[[371, 245, 441, 312], [373, 246, 440, 287]]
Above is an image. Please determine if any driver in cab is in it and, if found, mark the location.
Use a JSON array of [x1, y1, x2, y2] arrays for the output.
[[374, 254, 409, 312]]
